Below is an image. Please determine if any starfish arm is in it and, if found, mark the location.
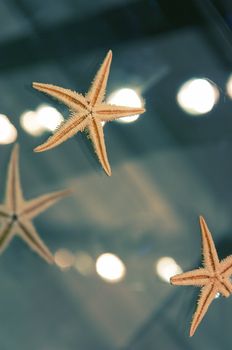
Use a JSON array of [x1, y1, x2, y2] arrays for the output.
[[86, 50, 112, 106], [190, 283, 217, 337], [87, 118, 111, 176], [0, 220, 15, 253], [5, 144, 24, 212], [217, 279, 232, 297], [32, 82, 88, 112], [219, 255, 232, 277], [94, 104, 146, 122], [0, 205, 10, 218], [199, 216, 219, 272], [17, 220, 54, 264], [170, 268, 210, 286], [20, 189, 71, 219], [34, 112, 90, 152]]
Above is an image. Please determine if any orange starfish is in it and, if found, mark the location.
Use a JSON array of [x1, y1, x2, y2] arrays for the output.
[[170, 216, 232, 336], [32, 50, 145, 176], [0, 144, 70, 264]]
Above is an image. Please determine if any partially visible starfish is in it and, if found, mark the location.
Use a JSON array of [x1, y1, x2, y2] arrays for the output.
[[0, 144, 70, 264], [170, 216, 232, 336], [32, 50, 145, 176]]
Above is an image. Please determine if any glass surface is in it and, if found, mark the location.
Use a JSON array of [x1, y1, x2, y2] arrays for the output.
[[0, 0, 232, 349]]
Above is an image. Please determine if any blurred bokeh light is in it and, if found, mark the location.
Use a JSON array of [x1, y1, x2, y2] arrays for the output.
[[54, 249, 75, 270], [96, 253, 126, 283], [20, 104, 64, 136], [0, 114, 17, 144], [176, 78, 219, 115], [155, 257, 182, 283], [107, 88, 143, 123]]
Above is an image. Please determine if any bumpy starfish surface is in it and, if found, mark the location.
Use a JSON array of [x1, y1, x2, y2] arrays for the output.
[[170, 216, 232, 336], [0, 144, 70, 264], [33, 50, 145, 176]]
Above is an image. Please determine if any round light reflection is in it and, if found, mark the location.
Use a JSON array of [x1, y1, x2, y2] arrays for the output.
[[74, 251, 95, 276], [54, 249, 74, 270], [177, 78, 219, 115], [20, 104, 64, 136], [96, 253, 126, 283], [36, 104, 64, 131], [107, 88, 143, 123], [20, 110, 44, 136], [0, 114, 17, 144], [226, 74, 232, 99], [155, 257, 182, 283]]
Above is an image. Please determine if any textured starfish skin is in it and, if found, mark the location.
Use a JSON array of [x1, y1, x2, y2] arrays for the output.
[[0, 144, 70, 264], [33, 50, 145, 176], [170, 216, 232, 337]]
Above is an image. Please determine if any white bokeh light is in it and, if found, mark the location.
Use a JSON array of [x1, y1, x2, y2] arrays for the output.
[[20, 110, 44, 136], [177, 78, 219, 115], [74, 251, 95, 276], [107, 88, 143, 123], [0, 114, 17, 144], [54, 249, 75, 270], [155, 257, 182, 283], [20, 104, 64, 136], [96, 253, 126, 283], [226, 74, 232, 99], [36, 104, 64, 131]]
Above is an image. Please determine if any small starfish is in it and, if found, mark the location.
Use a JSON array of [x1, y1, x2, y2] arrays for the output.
[[32, 50, 145, 176], [170, 216, 232, 337], [0, 144, 70, 264]]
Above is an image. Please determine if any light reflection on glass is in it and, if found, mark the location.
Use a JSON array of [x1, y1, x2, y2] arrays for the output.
[[96, 253, 126, 283], [36, 104, 64, 131], [20, 110, 44, 136], [74, 251, 95, 276], [0, 114, 17, 144], [226, 74, 232, 99], [107, 88, 143, 123], [155, 256, 182, 283], [54, 249, 74, 270], [177, 78, 219, 115], [20, 104, 64, 136]]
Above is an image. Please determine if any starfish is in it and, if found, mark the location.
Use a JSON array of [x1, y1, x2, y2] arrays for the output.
[[170, 216, 232, 337], [0, 144, 70, 264], [32, 50, 145, 176]]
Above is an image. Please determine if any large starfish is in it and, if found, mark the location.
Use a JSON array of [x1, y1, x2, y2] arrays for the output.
[[0, 144, 70, 264], [170, 216, 232, 336], [32, 50, 145, 176]]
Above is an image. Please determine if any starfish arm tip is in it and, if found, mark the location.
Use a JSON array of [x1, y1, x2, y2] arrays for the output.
[[32, 82, 40, 89], [61, 188, 74, 197], [48, 256, 55, 264], [189, 328, 195, 337], [199, 215, 205, 223], [33, 143, 50, 153], [105, 168, 112, 176], [139, 108, 146, 115], [33, 146, 43, 153], [67, 186, 77, 195]]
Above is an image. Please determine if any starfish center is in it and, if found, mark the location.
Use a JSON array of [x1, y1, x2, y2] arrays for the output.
[[212, 273, 225, 284], [11, 214, 18, 221], [88, 106, 94, 116]]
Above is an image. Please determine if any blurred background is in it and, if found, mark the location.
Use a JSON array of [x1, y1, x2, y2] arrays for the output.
[[0, 0, 232, 349]]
